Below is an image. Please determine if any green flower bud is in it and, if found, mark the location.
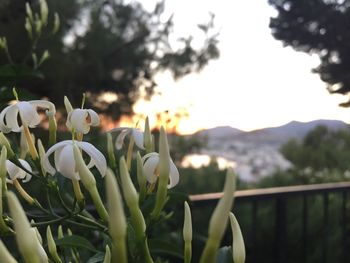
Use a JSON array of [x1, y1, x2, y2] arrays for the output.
[[0, 132, 14, 158], [136, 152, 146, 202], [25, 18, 33, 39], [183, 201, 192, 263], [46, 226, 62, 263], [39, 50, 50, 66], [103, 245, 111, 263], [144, 116, 152, 153], [57, 225, 64, 239], [229, 212, 246, 263], [52, 13, 60, 34], [7, 191, 48, 263], [39, 0, 48, 26], [0, 239, 17, 263], [199, 168, 236, 263], [105, 169, 127, 263], [25, 3, 33, 23], [0, 146, 7, 194], [107, 133, 116, 169], [151, 126, 170, 219], [64, 96, 73, 115]]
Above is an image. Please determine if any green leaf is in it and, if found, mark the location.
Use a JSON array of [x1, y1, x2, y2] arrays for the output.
[[55, 235, 99, 253], [216, 246, 233, 263], [0, 64, 44, 85], [86, 252, 105, 263], [149, 238, 184, 259]]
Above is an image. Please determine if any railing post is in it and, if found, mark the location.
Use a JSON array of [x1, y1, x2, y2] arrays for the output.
[[275, 197, 287, 263], [323, 192, 329, 263], [302, 194, 308, 263]]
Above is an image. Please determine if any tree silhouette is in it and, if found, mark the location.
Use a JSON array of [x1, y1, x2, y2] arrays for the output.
[[269, 0, 350, 106], [0, 0, 219, 118]]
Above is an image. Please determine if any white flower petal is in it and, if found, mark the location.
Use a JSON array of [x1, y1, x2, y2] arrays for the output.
[[19, 159, 32, 183], [141, 152, 158, 162], [168, 160, 179, 189], [17, 101, 40, 127], [0, 105, 12, 133], [143, 155, 159, 184], [44, 140, 71, 175], [30, 100, 56, 114], [78, 141, 107, 177], [57, 145, 80, 180], [5, 105, 21, 132], [115, 129, 130, 150], [87, 109, 100, 126], [6, 159, 32, 183], [132, 129, 145, 149], [69, 109, 89, 134]]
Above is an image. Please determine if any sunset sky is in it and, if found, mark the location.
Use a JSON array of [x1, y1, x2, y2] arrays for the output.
[[131, 0, 350, 134]]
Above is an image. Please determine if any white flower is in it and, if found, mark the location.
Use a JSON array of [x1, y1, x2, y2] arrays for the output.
[[6, 159, 32, 184], [109, 128, 144, 150], [66, 108, 100, 134], [43, 140, 107, 180], [142, 152, 179, 188], [0, 100, 55, 133]]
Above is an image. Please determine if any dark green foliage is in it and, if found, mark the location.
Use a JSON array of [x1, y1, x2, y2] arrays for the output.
[[268, 0, 350, 106], [0, 0, 219, 118]]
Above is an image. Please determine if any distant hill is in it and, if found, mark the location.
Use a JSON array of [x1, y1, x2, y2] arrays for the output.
[[186, 119, 350, 181], [197, 119, 349, 147]]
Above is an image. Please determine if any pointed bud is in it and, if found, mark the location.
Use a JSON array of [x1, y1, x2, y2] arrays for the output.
[[37, 139, 46, 176], [105, 169, 127, 263], [0, 133, 14, 158], [103, 245, 111, 263], [25, 3, 33, 23], [144, 117, 152, 153], [25, 18, 33, 39], [39, 0, 48, 26], [0, 178, 11, 234], [57, 225, 64, 239], [229, 213, 245, 263], [31, 220, 43, 245], [64, 96, 73, 115], [119, 157, 140, 209], [0, 146, 7, 193], [151, 126, 170, 219], [183, 201, 192, 263], [136, 152, 146, 202], [199, 168, 236, 263], [47, 225, 62, 263], [107, 133, 116, 169], [0, 240, 17, 263], [38, 50, 50, 66], [7, 191, 47, 263], [52, 13, 60, 34]]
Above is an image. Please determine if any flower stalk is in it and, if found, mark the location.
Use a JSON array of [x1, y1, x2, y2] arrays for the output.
[[183, 201, 192, 263], [151, 126, 170, 220]]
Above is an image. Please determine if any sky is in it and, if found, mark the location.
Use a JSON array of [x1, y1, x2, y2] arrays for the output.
[[131, 0, 350, 134]]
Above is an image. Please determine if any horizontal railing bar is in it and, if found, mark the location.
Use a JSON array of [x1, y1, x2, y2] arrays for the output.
[[190, 181, 350, 202]]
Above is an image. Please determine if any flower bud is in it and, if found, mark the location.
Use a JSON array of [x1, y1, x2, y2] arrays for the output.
[[39, 0, 48, 26], [103, 245, 111, 263], [31, 220, 42, 245], [37, 139, 46, 176], [25, 18, 33, 39], [0, 132, 14, 158], [151, 126, 170, 219], [57, 225, 64, 239], [229, 212, 245, 263], [183, 201, 192, 263], [52, 13, 60, 34], [136, 152, 146, 202], [0, 146, 7, 193], [199, 168, 236, 263], [25, 3, 33, 22], [105, 169, 127, 263], [46, 225, 62, 263], [7, 191, 47, 263], [107, 133, 116, 169], [144, 117, 152, 153], [39, 50, 50, 66], [64, 96, 73, 115], [0, 239, 17, 263], [0, 178, 11, 234]]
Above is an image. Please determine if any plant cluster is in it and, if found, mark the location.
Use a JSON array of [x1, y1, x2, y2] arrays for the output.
[[0, 92, 245, 263]]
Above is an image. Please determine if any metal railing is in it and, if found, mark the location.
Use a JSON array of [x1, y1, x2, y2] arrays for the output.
[[190, 182, 350, 263]]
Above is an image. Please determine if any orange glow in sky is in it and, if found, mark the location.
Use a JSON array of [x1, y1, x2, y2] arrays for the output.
[[116, 0, 350, 135]]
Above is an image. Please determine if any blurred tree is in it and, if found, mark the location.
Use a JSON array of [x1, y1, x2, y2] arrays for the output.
[[0, 0, 219, 118], [281, 125, 350, 171], [268, 0, 350, 106]]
